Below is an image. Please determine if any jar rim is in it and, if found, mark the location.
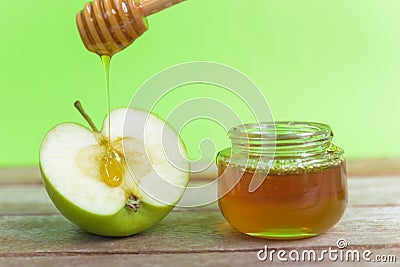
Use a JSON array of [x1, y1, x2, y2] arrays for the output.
[[229, 121, 332, 142], [220, 122, 344, 173]]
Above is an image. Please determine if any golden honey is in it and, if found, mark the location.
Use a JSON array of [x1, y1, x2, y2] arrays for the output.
[[217, 122, 347, 239], [100, 150, 124, 187]]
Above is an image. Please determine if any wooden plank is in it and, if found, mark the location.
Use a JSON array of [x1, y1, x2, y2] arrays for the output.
[[1, 158, 400, 184], [348, 177, 400, 206], [0, 207, 399, 255], [0, 248, 399, 267], [1, 177, 399, 215], [346, 158, 400, 177], [0, 167, 41, 184], [0, 185, 57, 215], [0, 165, 399, 266], [0, 182, 219, 216]]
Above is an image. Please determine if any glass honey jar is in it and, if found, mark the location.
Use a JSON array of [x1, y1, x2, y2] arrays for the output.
[[217, 122, 347, 239]]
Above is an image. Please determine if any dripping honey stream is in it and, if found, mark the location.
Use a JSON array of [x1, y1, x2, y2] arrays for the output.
[[75, 0, 185, 187]]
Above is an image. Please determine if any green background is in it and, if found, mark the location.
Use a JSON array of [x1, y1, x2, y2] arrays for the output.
[[1, 0, 399, 166]]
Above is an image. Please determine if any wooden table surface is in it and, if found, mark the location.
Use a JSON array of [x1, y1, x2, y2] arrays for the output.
[[0, 159, 399, 266]]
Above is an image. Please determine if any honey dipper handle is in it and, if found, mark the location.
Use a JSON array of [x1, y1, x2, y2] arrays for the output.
[[140, 0, 185, 17]]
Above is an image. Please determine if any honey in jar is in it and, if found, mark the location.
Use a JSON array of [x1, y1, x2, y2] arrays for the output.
[[217, 122, 347, 239]]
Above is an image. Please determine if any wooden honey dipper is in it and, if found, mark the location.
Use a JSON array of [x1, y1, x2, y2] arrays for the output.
[[76, 0, 184, 56]]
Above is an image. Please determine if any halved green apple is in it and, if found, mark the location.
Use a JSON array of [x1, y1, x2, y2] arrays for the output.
[[40, 103, 189, 237]]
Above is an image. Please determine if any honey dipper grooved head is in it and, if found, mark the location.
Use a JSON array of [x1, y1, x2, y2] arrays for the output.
[[76, 0, 148, 56]]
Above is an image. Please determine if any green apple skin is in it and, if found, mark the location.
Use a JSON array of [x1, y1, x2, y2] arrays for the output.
[[41, 163, 182, 237], [40, 108, 190, 237]]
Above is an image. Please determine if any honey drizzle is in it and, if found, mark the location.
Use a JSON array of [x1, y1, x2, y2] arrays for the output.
[[99, 55, 124, 187], [76, 0, 186, 188], [101, 55, 112, 151]]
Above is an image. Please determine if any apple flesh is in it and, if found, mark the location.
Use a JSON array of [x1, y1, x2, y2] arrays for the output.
[[40, 107, 189, 237]]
